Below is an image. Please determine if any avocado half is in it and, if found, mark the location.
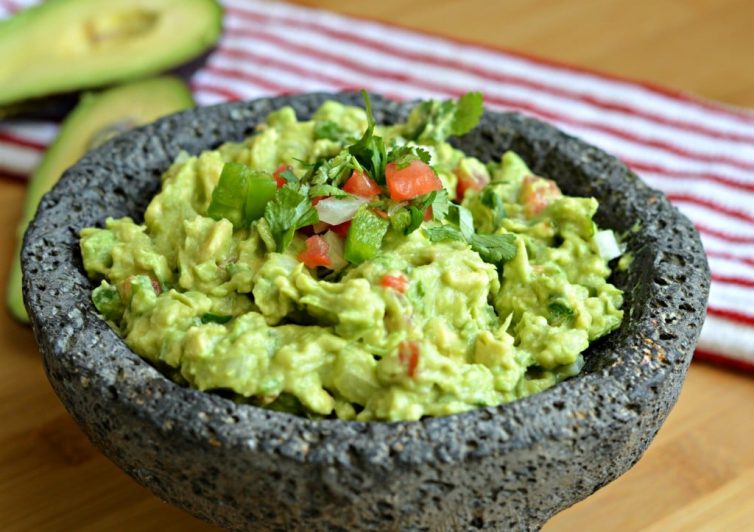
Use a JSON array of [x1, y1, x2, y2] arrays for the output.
[[0, 0, 221, 106], [6, 76, 194, 323]]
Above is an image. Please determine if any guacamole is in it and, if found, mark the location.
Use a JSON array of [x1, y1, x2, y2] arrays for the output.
[[80, 93, 624, 422]]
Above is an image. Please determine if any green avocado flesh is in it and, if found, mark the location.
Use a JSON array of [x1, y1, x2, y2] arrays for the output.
[[8, 76, 194, 323], [0, 0, 221, 106], [79, 95, 625, 422]]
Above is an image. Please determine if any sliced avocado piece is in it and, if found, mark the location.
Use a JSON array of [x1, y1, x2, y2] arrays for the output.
[[0, 0, 221, 106], [7, 76, 195, 323]]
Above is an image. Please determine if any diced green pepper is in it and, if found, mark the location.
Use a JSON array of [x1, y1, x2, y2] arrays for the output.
[[207, 162, 251, 228], [345, 208, 389, 264], [245, 172, 278, 221]]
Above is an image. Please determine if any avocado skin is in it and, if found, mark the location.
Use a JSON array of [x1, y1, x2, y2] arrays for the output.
[[0, 48, 214, 121], [0, 0, 222, 107], [6, 76, 194, 323], [21, 93, 710, 530], [0, 93, 80, 121]]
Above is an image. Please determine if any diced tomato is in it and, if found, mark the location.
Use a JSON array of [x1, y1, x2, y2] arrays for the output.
[[398, 340, 420, 378], [120, 275, 161, 300], [455, 164, 490, 199], [423, 206, 433, 221], [343, 170, 382, 198], [385, 160, 443, 201], [520, 175, 562, 217], [380, 274, 408, 294], [150, 278, 162, 295], [273, 164, 289, 188], [298, 235, 332, 268], [119, 276, 133, 301], [330, 220, 352, 238], [311, 196, 325, 206]]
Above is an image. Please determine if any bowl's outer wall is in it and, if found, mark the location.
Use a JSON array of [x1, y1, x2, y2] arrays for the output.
[[22, 93, 710, 531]]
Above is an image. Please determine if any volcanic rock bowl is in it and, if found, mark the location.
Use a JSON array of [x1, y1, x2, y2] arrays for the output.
[[22, 92, 709, 530]]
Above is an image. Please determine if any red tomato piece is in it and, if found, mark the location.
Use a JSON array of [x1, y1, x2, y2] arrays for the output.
[[150, 278, 162, 295], [330, 220, 352, 238], [120, 275, 161, 300], [298, 235, 332, 269], [520, 175, 562, 217], [455, 164, 490, 199], [273, 164, 289, 188], [119, 276, 133, 301], [385, 160, 443, 201], [343, 170, 382, 198], [398, 340, 420, 378], [380, 274, 408, 293], [423, 206, 433, 221]]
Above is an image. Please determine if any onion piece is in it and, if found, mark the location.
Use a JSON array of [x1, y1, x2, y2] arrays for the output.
[[594, 229, 622, 261], [315, 196, 368, 225], [387, 200, 407, 217], [322, 230, 348, 271]]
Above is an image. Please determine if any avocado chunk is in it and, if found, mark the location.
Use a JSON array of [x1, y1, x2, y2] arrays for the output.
[[0, 0, 221, 106], [7, 76, 195, 323]]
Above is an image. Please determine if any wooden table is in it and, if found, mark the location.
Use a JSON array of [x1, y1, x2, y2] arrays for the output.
[[2, 1, 753, 530]]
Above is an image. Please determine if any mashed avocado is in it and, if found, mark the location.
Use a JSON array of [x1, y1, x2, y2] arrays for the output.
[[80, 93, 624, 421]]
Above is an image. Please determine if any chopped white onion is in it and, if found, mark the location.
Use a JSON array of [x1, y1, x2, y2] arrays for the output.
[[315, 196, 368, 225], [594, 229, 622, 261], [322, 231, 348, 271], [387, 200, 407, 217]]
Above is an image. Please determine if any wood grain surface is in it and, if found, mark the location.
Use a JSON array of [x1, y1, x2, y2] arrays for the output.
[[1, 1, 753, 530]]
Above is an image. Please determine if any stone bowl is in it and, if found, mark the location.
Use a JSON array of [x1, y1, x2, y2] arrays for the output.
[[22, 92, 710, 530]]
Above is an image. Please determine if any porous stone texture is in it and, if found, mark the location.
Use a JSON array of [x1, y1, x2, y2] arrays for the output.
[[22, 92, 710, 531]]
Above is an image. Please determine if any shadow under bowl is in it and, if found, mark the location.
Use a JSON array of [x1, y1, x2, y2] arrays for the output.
[[22, 92, 710, 530]]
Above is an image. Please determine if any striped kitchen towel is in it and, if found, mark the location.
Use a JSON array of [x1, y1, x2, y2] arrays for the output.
[[1, 0, 753, 371]]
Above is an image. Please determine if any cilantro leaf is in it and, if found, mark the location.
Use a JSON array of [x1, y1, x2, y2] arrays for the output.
[[348, 90, 387, 183], [387, 144, 431, 169], [430, 189, 449, 221], [451, 91, 484, 136], [448, 204, 475, 241], [279, 168, 298, 183], [308, 151, 360, 187], [264, 185, 319, 252], [403, 92, 484, 143], [480, 187, 506, 228], [469, 233, 517, 263], [309, 184, 349, 198], [414, 191, 437, 210], [424, 225, 465, 243], [405, 206, 425, 235]]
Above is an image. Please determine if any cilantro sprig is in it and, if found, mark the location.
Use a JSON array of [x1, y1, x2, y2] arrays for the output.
[[348, 90, 387, 184], [403, 91, 484, 143], [264, 184, 319, 252], [425, 202, 517, 264], [387, 144, 432, 169]]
